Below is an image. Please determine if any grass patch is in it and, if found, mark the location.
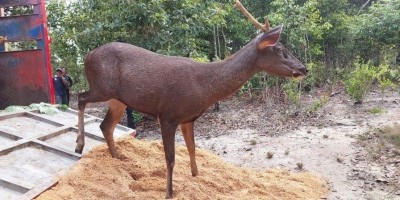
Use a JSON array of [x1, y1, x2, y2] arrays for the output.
[[308, 95, 329, 113], [357, 123, 400, 159], [357, 130, 371, 141], [379, 125, 400, 148], [367, 107, 384, 114]]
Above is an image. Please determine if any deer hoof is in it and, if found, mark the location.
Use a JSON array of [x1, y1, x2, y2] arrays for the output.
[[75, 147, 83, 154], [192, 169, 198, 177], [75, 141, 84, 154]]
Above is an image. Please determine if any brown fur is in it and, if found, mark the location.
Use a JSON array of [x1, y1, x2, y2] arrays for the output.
[[75, 25, 307, 199]]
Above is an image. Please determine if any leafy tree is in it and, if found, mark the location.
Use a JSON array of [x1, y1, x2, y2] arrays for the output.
[[351, 0, 400, 66], [45, 0, 399, 104], [47, 0, 229, 90]]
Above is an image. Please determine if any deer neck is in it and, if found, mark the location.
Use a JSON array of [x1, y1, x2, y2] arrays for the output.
[[203, 43, 260, 102]]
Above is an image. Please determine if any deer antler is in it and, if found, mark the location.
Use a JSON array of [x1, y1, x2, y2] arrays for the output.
[[233, 0, 270, 32]]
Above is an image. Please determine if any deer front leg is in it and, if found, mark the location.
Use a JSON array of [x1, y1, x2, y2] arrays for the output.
[[75, 110, 85, 154], [160, 121, 178, 199], [75, 92, 90, 154], [180, 122, 198, 176]]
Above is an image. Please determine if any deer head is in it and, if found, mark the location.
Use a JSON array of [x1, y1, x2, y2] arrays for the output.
[[234, 0, 308, 79]]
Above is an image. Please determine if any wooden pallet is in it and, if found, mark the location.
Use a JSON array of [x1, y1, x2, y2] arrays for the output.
[[0, 108, 134, 200]]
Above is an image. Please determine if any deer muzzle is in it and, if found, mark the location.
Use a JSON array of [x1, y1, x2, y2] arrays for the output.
[[292, 67, 308, 80]]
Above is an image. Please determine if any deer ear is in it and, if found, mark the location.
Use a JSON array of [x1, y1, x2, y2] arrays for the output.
[[256, 25, 283, 50]]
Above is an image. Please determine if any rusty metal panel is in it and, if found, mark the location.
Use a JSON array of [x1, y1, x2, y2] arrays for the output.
[[0, 15, 42, 42], [0, 50, 51, 109], [0, 0, 54, 108], [0, 0, 40, 7]]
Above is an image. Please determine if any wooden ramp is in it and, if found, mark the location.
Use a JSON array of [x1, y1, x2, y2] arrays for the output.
[[0, 108, 135, 200]]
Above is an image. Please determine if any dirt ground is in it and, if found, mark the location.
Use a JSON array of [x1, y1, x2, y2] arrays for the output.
[[40, 85, 400, 200], [36, 137, 328, 200]]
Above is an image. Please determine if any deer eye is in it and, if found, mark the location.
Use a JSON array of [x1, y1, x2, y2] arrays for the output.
[[283, 51, 288, 59], [277, 47, 287, 58]]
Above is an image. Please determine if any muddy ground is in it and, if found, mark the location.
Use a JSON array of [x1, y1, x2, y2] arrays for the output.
[[69, 85, 400, 200]]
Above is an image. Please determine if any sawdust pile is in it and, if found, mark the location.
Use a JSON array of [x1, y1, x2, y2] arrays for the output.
[[36, 136, 328, 200]]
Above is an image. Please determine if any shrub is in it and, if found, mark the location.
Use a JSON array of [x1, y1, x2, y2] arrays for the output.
[[308, 95, 329, 113], [283, 80, 301, 106], [134, 112, 142, 124], [344, 62, 376, 103], [239, 74, 265, 96], [303, 62, 326, 88], [376, 64, 396, 99]]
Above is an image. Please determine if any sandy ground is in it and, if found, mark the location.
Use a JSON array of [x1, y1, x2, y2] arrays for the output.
[[194, 89, 400, 200], [36, 137, 328, 200], [40, 86, 400, 199]]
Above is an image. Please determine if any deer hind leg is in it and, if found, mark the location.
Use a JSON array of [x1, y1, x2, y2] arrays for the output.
[[100, 99, 126, 159], [180, 122, 198, 176], [160, 121, 178, 199], [75, 91, 91, 154], [75, 90, 109, 154]]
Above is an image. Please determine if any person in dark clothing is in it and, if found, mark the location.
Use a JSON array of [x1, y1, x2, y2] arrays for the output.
[[61, 67, 73, 106], [126, 107, 136, 129], [53, 68, 69, 105]]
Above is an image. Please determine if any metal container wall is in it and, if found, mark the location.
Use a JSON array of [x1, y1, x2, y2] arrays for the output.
[[0, 0, 54, 109]]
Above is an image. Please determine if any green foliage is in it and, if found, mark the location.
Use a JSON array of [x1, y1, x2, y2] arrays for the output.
[[303, 62, 326, 87], [358, 124, 400, 159], [261, 76, 288, 93], [376, 64, 396, 98], [350, 0, 400, 65], [47, 0, 230, 91], [269, 0, 331, 63], [3, 5, 34, 16], [344, 62, 376, 103], [60, 104, 69, 112], [2, 106, 27, 113], [367, 107, 384, 114], [283, 80, 301, 106], [1, 103, 59, 115], [133, 112, 143, 124], [239, 74, 266, 96], [190, 50, 210, 62], [46, 0, 400, 97], [308, 95, 329, 113]]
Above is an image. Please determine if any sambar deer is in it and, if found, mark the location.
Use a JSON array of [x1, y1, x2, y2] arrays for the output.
[[75, 0, 307, 198]]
